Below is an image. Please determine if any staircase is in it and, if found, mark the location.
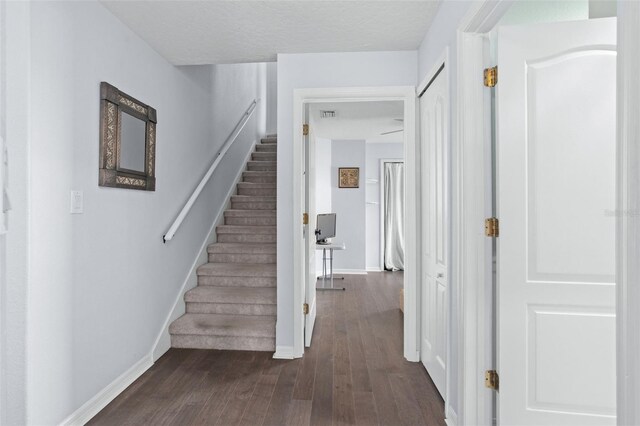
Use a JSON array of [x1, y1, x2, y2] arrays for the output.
[[169, 136, 277, 351]]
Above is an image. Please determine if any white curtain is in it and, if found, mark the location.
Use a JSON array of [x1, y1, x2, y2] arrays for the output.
[[384, 162, 405, 271]]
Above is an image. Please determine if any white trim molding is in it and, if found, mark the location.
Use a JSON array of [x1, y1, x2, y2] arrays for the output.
[[273, 346, 295, 360], [617, 2, 640, 424], [454, 2, 512, 425], [59, 354, 153, 426], [291, 86, 418, 362]]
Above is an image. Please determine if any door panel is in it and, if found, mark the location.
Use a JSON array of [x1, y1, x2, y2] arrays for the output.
[[498, 18, 616, 425], [420, 67, 448, 397]]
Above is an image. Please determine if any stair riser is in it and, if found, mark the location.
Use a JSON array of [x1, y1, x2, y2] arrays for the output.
[[218, 234, 277, 243], [225, 216, 276, 226], [171, 335, 275, 352], [247, 163, 276, 171], [217, 226, 275, 235], [243, 175, 276, 183], [186, 303, 276, 316], [209, 253, 276, 264], [256, 145, 277, 152], [197, 276, 276, 287], [261, 138, 277, 144], [252, 153, 277, 161], [231, 201, 276, 210], [237, 187, 277, 196]]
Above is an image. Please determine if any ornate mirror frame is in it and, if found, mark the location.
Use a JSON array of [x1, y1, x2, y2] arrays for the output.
[[99, 82, 157, 191]]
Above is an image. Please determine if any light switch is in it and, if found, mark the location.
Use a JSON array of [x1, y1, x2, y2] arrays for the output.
[[70, 190, 83, 214]]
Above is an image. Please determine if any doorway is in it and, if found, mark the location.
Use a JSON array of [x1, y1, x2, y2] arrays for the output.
[[455, 2, 618, 424], [291, 87, 418, 361]]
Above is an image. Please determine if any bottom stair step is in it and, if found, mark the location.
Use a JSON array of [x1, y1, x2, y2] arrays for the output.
[[169, 313, 275, 351]]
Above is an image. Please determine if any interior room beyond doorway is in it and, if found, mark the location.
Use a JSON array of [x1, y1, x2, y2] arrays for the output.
[[309, 101, 406, 278]]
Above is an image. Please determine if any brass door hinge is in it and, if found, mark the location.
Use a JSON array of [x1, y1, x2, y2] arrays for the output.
[[485, 370, 499, 391], [484, 66, 498, 87], [303, 124, 309, 136], [485, 217, 499, 237], [303, 213, 309, 225], [303, 303, 309, 315]]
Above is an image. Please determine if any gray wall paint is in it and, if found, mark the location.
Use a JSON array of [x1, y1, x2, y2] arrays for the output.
[[266, 62, 277, 134], [365, 143, 404, 271], [315, 137, 332, 274], [12, 2, 267, 424], [331, 140, 366, 271], [277, 50, 417, 349], [3, 2, 29, 424]]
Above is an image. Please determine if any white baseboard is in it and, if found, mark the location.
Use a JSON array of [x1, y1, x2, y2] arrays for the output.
[[272, 345, 295, 359], [332, 269, 368, 275], [59, 354, 153, 426], [151, 138, 258, 361], [445, 407, 458, 426], [366, 266, 383, 272]]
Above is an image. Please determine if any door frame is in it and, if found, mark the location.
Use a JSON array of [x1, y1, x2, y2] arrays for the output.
[[291, 86, 418, 361], [455, 4, 511, 423], [379, 158, 404, 271], [457, 1, 638, 425], [616, 2, 640, 424]]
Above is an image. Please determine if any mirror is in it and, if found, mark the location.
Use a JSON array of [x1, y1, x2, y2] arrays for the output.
[[120, 112, 146, 173], [99, 82, 157, 191]]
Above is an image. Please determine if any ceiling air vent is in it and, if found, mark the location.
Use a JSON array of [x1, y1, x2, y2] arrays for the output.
[[321, 110, 336, 119]]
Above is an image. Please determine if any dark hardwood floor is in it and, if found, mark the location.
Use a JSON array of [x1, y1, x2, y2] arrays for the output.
[[89, 272, 445, 426]]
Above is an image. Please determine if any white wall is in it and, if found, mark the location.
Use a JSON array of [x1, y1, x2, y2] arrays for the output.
[[331, 140, 366, 272], [277, 50, 417, 350], [9, 2, 267, 424], [266, 62, 277, 135], [365, 143, 404, 271], [3, 2, 31, 424], [315, 137, 332, 275]]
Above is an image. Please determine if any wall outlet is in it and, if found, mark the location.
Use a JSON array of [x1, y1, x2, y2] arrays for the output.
[[70, 190, 83, 214]]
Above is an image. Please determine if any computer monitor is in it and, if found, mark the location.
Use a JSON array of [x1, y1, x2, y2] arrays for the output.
[[315, 213, 336, 244]]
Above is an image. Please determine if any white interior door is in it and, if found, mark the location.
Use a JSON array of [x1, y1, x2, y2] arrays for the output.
[[304, 111, 317, 347], [497, 18, 616, 425], [419, 66, 448, 397]]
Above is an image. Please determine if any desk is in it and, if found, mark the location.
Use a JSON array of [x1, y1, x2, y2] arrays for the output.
[[316, 242, 346, 291]]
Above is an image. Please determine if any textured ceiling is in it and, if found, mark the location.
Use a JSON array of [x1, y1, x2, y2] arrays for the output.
[[100, 1, 441, 65], [310, 101, 404, 143]]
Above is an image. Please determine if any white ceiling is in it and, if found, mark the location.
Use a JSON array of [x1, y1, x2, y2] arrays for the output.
[[100, 1, 441, 65], [309, 101, 404, 143]]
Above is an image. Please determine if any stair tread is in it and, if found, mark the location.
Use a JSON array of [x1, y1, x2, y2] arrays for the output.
[[224, 209, 276, 217], [186, 286, 276, 304], [197, 262, 276, 277], [170, 313, 275, 337], [231, 195, 276, 200], [208, 243, 276, 254], [237, 182, 276, 187]]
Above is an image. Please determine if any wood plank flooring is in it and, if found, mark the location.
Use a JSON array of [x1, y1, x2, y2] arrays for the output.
[[89, 272, 445, 426]]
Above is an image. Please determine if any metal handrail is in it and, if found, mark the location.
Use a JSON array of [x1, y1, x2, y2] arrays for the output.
[[163, 99, 258, 243]]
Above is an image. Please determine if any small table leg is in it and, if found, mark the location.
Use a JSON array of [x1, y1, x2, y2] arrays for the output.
[[317, 247, 345, 291]]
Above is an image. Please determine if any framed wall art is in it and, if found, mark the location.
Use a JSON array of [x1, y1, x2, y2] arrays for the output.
[[338, 167, 360, 188]]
